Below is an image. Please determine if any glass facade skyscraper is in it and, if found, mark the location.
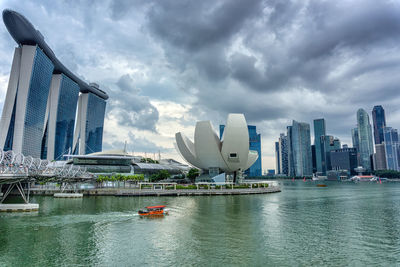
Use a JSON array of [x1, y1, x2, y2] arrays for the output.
[[43, 74, 80, 160], [356, 108, 374, 171], [86, 93, 106, 153], [313, 118, 326, 174], [220, 125, 262, 177], [275, 141, 280, 175], [287, 126, 295, 177], [383, 127, 399, 171], [320, 135, 341, 173], [73, 93, 106, 155], [278, 133, 288, 175], [0, 10, 108, 158], [291, 120, 312, 176], [0, 45, 54, 158], [372, 105, 386, 145]]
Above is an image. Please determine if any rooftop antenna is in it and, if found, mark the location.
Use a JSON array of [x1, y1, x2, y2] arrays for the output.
[[123, 140, 127, 154]]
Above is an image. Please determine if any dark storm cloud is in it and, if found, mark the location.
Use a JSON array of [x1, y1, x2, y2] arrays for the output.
[[147, 0, 263, 51], [144, 0, 400, 130]]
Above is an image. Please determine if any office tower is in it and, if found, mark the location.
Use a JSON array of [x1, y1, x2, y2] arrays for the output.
[[330, 147, 358, 175], [278, 133, 289, 175], [43, 74, 80, 160], [383, 127, 399, 171], [357, 109, 374, 171], [287, 125, 295, 176], [0, 10, 108, 158], [311, 145, 316, 173], [73, 92, 106, 155], [374, 144, 387, 170], [275, 141, 280, 174], [291, 120, 312, 176], [220, 125, 262, 176], [313, 119, 326, 174], [351, 128, 359, 152], [0, 45, 54, 158], [320, 135, 341, 174], [372, 105, 386, 145]]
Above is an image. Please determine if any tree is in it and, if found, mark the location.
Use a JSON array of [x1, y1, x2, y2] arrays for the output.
[[187, 168, 200, 183], [150, 170, 171, 182]]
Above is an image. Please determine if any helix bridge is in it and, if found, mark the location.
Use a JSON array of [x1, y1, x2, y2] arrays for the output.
[[0, 149, 95, 204]]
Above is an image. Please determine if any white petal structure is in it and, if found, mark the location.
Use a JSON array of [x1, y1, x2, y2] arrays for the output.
[[175, 113, 258, 173]]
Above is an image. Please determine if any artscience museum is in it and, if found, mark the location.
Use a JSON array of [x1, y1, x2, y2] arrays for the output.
[[175, 114, 258, 183]]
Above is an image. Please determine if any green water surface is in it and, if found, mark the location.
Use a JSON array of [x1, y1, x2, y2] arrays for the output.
[[1, 181, 400, 266]]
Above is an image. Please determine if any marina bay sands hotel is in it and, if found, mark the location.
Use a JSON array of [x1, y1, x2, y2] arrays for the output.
[[0, 9, 108, 160]]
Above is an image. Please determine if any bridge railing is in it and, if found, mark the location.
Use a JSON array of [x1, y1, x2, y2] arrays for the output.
[[0, 149, 93, 180]]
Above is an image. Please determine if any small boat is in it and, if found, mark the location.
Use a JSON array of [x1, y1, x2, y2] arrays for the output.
[[316, 184, 327, 187], [138, 205, 168, 216]]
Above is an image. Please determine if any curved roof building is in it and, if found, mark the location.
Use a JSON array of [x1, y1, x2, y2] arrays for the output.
[[175, 114, 258, 181], [2, 9, 108, 99], [0, 9, 107, 159]]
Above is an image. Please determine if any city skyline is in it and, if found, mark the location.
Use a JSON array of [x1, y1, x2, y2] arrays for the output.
[[1, 1, 400, 169]]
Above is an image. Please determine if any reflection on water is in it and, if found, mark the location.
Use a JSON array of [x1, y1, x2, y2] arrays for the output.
[[1, 182, 400, 265]]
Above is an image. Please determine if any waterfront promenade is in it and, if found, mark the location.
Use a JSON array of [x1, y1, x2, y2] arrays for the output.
[[25, 185, 281, 197]]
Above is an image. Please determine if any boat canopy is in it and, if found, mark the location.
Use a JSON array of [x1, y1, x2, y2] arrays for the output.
[[146, 205, 166, 209]]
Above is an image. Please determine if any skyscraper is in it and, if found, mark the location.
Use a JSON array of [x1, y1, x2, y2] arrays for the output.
[[0, 45, 54, 158], [356, 109, 374, 171], [275, 141, 280, 174], [220, 125, 262, 177], [313, 118, 326, 174], [320, 135, 341, 174], [374, 144, 387, 170], [330, 147, 358, 175], [383, 127, 399, 171], [291, 120, 312, 176], [0, 10, 108, 158], [351, 128, 359, 152], [73, 92, 107, 155], [372, 105, 386, 145], [44, 74, 80, 160], [287, 125, 295, 177], [278, 133, 288, 175]]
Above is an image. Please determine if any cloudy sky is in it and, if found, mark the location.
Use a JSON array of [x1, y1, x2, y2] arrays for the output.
[[0, 0, 400, 171]]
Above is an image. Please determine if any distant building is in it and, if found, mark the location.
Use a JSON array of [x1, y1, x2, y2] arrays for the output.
[[320, 135, 341, 174], [372, 105, 386, 145], [275, 141, 280, 174], [383, 127, 400, 171], [219, 124, 262, 177], [311, 144, 316, 173], [287, 126, 295, 177], [278, 133, 288, 175], [313, 118, 326, 174], [321, 135, 340, 175], [330, 147, 358, 175], [356, 109, 374, 171], [291, 120, 312, 176], [267, 169, 275, 176], [373, 144, 387, 170], [351, 128, 360, 153]]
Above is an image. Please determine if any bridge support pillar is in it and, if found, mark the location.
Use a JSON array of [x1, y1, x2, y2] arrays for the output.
[[0, 182, 39, 212]]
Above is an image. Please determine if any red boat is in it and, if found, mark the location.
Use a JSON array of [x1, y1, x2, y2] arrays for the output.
[[138, 205, 168, 216]]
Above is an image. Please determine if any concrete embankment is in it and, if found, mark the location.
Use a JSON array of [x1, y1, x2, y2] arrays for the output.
[[21, 186, 281, 197]]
